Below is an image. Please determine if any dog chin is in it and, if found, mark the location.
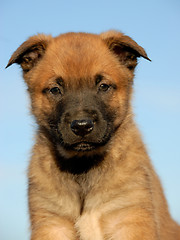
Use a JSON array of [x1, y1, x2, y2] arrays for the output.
[[55, 143, 106, 174]]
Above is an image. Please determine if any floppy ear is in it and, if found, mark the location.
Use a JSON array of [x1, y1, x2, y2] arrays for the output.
[[100, 30, 151, 71], [6, 34, 52, 72]]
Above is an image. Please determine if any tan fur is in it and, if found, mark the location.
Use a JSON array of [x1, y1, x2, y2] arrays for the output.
[[7, 31, 180, 239]]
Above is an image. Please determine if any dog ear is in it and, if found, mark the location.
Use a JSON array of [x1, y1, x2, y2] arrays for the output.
[[6, 34, 52, 72], [101, 30, 151, 71]]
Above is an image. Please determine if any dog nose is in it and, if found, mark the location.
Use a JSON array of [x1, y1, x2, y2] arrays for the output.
[[71, 119, 94, 136]]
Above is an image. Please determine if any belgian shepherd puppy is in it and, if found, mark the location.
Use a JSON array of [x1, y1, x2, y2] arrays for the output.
[[7, 31, 180, 239]]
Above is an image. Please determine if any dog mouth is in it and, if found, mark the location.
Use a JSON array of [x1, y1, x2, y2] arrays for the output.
[[56, 127, 114, 153], [67, 142, 96, 152]]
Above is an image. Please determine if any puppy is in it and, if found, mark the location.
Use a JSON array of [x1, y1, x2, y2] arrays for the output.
[[7, 30, 180, 239]]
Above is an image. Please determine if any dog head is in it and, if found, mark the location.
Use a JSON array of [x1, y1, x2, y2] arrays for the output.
[[7, 31, 150, 173]]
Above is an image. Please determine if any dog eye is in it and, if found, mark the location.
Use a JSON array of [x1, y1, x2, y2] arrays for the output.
[[98, 83, 110, 92], [49, 87, 61, 95]]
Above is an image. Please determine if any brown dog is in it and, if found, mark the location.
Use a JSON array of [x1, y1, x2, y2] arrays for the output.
[[7, 31, 180, 239]]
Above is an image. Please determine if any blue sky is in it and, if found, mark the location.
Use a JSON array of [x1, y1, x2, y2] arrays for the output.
[[1, 0, 180, 239]]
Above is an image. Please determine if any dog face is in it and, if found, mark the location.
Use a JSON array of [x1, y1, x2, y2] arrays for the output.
[[7, 31, 149, 172]]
